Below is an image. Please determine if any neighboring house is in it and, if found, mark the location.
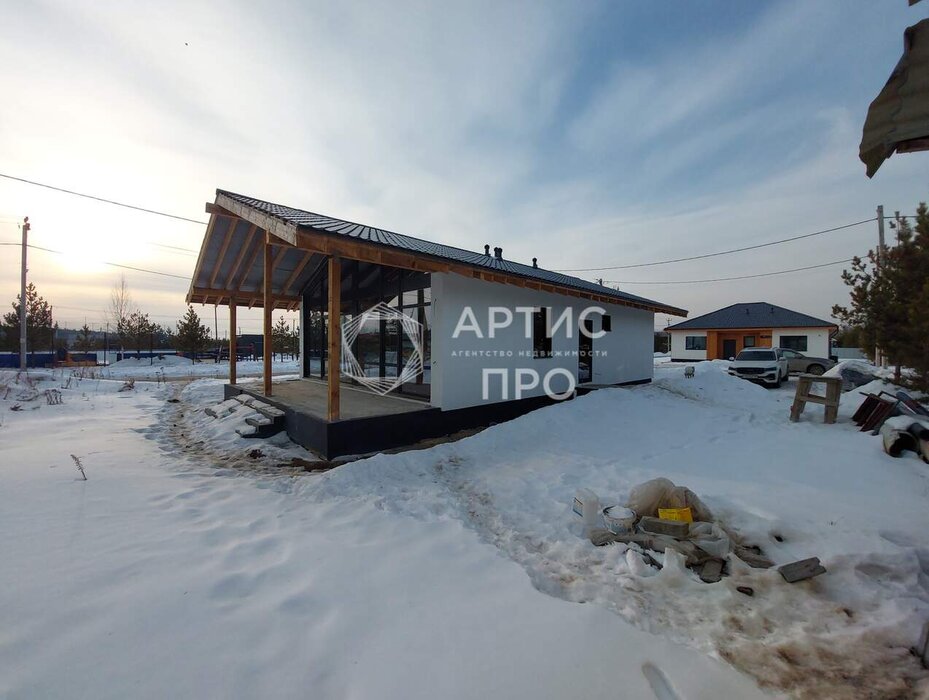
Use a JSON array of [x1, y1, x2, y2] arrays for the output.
[[665, 303, 837, 362], [186, 190, 686, 456]]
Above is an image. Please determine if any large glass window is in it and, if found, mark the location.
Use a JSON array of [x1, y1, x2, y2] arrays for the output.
[[779, 335, 808, 352], [685, 336, 707, 351], [301, 262, 430, 398]]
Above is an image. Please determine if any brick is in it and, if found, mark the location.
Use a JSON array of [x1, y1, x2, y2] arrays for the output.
[[778, 557, 826, 583], [638, 516, 689, 539]]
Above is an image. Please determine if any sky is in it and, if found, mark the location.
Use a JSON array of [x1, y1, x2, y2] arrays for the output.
[[1, 0, 927, 334]]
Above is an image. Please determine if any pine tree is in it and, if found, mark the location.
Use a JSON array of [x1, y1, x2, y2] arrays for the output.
[[119, 310, 157, 358], [272, 317, 291, 360], [834, 202, 929, 394], [175, 306, 211, 362], [1, 283, 54, 354], [74, 324, 95, 353]]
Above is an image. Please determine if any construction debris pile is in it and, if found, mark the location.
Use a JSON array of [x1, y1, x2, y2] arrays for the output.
[[578, 478, 825, 587], [853, 388, 929, 462]]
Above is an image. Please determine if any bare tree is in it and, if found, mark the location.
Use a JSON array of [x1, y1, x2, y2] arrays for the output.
[[107, 275, 134, 355]]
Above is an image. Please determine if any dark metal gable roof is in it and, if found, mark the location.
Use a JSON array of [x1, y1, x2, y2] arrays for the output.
[[216, 189, 686, 316], [666, 302, 835, 331]]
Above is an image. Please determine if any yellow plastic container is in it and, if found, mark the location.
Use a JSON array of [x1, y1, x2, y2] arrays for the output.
[[658, 507, 693, 523]]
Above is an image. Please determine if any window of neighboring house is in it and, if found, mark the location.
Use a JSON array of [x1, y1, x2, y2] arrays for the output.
[[779, 335, 808, 352], [743, 336, 755, 347], [685, 336, 707, 351], [533, 308, 552, 358], [602, 314, 612, 332]]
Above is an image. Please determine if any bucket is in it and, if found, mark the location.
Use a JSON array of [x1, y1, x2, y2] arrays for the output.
[[602, 505, 636, 534]]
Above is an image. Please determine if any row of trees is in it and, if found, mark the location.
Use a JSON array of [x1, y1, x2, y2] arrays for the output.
[[1, 276, 300, 362], [833, 201, 929, 394]]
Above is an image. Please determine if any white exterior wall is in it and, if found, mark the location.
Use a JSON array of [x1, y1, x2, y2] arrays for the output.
[[669, 331, 708, 361], [430, 273, 655, 411], [771, 328, 831, 358]]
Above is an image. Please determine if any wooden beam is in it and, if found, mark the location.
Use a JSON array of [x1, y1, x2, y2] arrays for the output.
[[292, 228, 685, 316], [327, 255, 341, 421], [225, 224, 257, 291], [188, 286, 299, 306], [216, 192, 297, 245], [209, 219, 237, 289], [229, 302, 237, 385], [263, 240, 273, 397], [185, 214, 217, 304], [205, 202, 239, 217], [234, 236, 262, 292], [281, 251, 314, 296]]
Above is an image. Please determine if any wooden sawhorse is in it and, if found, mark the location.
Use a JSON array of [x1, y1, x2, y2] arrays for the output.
[[789, 374, 843, 424]]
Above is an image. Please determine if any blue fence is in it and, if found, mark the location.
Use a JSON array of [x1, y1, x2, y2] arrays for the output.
[[0, 353, 56, 368], [0, 352, 99, 368]]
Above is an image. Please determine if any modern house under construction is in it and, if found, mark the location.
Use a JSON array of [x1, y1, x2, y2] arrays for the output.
[[187, 190, 686, 457]]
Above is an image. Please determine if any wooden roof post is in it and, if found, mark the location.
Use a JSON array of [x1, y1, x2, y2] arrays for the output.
[[327, 255, 341, 421], [229, 301, 237, 385], [263, 237, 273, 397]]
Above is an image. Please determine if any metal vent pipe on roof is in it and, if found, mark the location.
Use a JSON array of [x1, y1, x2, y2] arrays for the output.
[[484, 244, 490, 255], [494, 247, 503, 259], [532, 257, 538, 268]]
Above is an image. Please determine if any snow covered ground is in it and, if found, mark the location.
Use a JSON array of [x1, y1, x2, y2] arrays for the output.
[[90, 356, 301, 381], [1, 364, 927, 698]]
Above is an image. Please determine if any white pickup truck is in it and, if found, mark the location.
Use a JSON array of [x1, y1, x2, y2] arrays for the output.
[[727, 347, 789, 387]]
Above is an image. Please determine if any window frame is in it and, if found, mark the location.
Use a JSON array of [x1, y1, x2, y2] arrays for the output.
[[532, 307, 552, 358], [685, 335, 707, 351], [779, 335, 808, 352], [743, 335, 755, 348]]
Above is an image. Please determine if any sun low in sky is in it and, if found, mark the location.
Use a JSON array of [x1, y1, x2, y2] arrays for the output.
[[1, 0, 926, 332]]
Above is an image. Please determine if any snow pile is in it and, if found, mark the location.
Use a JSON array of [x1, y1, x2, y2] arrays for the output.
[[108, 354, 192, 369]]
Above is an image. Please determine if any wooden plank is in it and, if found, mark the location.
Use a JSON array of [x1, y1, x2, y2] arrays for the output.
[[229, 302, 237, 385], [263, 240, 273, 397], [216, 192, 297, 245], [209, 219, 237, 289], [327, 255, 341, 421], [225, 224, 257, 291]]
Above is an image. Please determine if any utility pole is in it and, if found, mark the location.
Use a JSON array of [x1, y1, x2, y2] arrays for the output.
[[19, 217, 30, 370], [875, 205, 885, 367]]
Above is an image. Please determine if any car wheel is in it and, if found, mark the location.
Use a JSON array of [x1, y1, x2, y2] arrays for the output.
[[807, 364, 825, 376]]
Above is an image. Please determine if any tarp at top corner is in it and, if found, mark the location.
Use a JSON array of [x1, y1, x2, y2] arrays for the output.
[[861, 18, 929, 177]]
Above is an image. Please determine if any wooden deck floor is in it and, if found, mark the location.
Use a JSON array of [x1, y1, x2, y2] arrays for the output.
[[239, 378, 430, 421]]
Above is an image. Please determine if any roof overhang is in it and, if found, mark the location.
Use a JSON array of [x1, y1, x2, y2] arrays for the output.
[[186, 191, 688, 316]]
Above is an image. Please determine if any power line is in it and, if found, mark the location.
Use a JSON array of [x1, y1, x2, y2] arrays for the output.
[[604, 257, 854, 286], [556, 217, 875, 272], [0, 241, 190, 279], [0, 172, 208, 225]]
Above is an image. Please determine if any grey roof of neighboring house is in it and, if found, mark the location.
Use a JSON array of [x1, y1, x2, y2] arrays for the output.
[[665, 302, 835, 331], [216, 190, 686, 316]]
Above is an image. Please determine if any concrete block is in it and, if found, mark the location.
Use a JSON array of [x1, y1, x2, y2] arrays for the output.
[[778, 557, 826, 583], [638, 516, 689, 539], [699, 559, 724, 583], [589, 529, 617, 547]]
